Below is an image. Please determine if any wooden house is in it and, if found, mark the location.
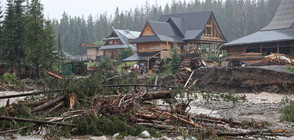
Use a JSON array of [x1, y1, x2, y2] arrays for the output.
[[123, 11, 226, 72], [221, 0, 294, 65], [100, 29, 140, 59], [80, 44, 102, 61]]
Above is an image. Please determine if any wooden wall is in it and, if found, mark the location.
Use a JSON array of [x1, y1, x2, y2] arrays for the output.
[[105, 39, 122, 45], [141, 24, 156, 36], [87, 48, 98, 60]]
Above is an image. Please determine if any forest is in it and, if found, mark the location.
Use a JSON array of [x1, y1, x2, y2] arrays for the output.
[[52, 0, 280, 55], [0, 0, 56, 77]]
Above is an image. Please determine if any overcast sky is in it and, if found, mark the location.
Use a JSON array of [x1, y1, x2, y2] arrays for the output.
[[1, 0, 173, 20]]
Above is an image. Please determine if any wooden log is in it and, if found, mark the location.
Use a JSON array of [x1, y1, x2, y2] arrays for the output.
[[44, 102, 64, 115], [216, 130, 287, 137], [32, 95, 65, 113], [137, 123, 176, 130], [0, 125, 34, 135], [164, 112, 203, 128], [0, 116, 77, 127], [184, 71, 194, 88], [141, 91, 172, 101], [0, 90, 61, 99]]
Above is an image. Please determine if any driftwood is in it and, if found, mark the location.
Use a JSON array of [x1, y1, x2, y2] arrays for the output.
[[0, 116, 77, 127], [0, 125, 34, 135], [141, 91, 172, 101], [217, 130, 288, 137], [0, 90, 61, 99], [137, 122, 176, 130], [44, 102, 64, 115], [164, 112, 203, 128], [184, 71, 194, 88], [32, 95, 65, 113]]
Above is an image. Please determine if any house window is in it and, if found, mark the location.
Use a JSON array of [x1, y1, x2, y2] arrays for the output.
[[206, 27, 212, 35], [109, 40, 113, 45]]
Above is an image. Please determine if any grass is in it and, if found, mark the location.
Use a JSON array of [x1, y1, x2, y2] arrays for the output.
[[286, 66, 294, 73], [85, 62, 99, 68]]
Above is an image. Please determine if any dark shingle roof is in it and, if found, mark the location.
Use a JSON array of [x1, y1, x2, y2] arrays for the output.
[[148, 21, 178, 37], [159, 11, 212, 31], [262, 0, 294, 31], [134, 11, 226, 43], [100, 44, 137, 51], [223, 28, 294, 47], [123, 51, 160, 62], [223, 0, 294, 48], [133, 35, 183, 43], [167, 17, 186, 37]]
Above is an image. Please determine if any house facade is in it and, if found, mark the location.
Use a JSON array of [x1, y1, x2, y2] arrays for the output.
[[80, 44, 102, 61], [221, 0, 294, 65], [123, 11, 226, 72], [100, 29, 140, 59]]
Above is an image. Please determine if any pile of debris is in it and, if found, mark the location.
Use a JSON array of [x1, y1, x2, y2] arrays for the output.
[[262, 53, 294, 65], [0, 71, 293, 139], [181, 53, 203, 69]]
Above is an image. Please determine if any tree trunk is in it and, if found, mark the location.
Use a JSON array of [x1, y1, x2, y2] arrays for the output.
[[35, 62, 39, 78]]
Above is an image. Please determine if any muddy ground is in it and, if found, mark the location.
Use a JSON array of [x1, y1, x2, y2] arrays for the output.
[[187, 92, 294, 139], [192, 66, 294, 93]]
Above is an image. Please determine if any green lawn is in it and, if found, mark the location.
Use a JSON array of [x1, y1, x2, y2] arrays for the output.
[[85, 62, 99, 68]]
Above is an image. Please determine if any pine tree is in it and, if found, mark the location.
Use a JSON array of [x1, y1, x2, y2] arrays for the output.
[[24, 0, 56, 78], [0, 2, 3, 63], [1, 0, 25, 70]]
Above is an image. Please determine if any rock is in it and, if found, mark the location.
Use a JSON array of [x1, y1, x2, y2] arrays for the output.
[[185, 136, 197, 140], [90, 136, 107, 140], [159, 136, 172, 140], [139, 131, 151, 138], [113, 133, 120, 138], [174, 136, 184, 140]]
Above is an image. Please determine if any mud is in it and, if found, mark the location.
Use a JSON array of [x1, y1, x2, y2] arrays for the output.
[[189, 92, 294, 138], [192, 66, 294, 93]]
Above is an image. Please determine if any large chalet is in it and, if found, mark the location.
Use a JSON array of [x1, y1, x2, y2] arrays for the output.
[[124, 11, 226, 72], [100, 29, 140, 59]]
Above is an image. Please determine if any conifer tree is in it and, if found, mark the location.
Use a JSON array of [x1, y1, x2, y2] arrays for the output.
[[24, 0, 56, 78]]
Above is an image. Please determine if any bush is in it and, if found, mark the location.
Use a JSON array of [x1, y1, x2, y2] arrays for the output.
[[280, 103, 294, 122], [73, 114, 157, 136], [3, 73, 17, 84]]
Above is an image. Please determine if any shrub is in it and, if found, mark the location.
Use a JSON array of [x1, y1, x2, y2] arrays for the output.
[[280, 103, 294, 122], [3, 73, 17, 84]]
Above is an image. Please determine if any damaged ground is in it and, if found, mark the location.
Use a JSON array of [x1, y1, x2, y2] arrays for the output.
[[170, 66, 294, 93], [0, 66, 294, 140]]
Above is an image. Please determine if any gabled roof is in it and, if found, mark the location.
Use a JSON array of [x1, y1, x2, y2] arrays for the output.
[[223, 0, 294, 48], [159, 11, 212, 31], [262, 0, 294, 31], [167, 17, 186, 37], [148, 21, 178, 37], [134, 11, 226, 43], [223, 28, 294, 47], [123, 51, 160, 62], [106, 29, 140, 45], [100, 44, 137, 51], [80, 44, 102, 48]]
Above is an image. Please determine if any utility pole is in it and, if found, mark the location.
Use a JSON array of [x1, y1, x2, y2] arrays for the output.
[[58, 34, 63, 73]]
